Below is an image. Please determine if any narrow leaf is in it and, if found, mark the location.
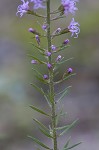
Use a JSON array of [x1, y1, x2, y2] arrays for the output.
[[57, 86, 72, 103], [39, 128, 53, 138], [58, 45, 70, 52], [64, 142, 82, 150], [41, 88, 51, 107], [35, 75, 48, 84], [63, 73, 76, 81], [57, 58, 74, 65], [30, 105, 50, 117], [54, 74, 76, 85], [59, 119, 78, 136], [29, 42, 45, 52], [56, 110, 67, 126], [63, 137, 71, 149], [28, 135, 50, 149], [28, 54, 45, 64], [32, 68, 43, 77], [31, 83, 51, 107], [56, 125, 69, 130], [56, 86, 72, 96], [33, 118, 49, 131], [31, 83, 44, 95]]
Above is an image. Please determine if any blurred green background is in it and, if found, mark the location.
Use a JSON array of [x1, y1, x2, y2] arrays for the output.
[[0, 0, 99, 150]]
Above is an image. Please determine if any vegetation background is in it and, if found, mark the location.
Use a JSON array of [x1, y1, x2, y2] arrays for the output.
[[0, 0, 99, 150]]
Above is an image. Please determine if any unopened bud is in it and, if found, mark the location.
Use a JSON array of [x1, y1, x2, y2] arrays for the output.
[[67, 68, 73, 74], [43, 74, 48, 80], [63, 39, 69, 45], [35, 35, 40, 45]]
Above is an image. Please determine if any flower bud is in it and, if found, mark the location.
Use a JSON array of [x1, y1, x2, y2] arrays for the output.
[[67, 68, 73, 74], [45, 51, 52, 57], [29, 28, 40, 35], [51, 45, 56, 51], [42, 24, 48, 30], [56, 55, 62, 62], [63, 39, 69, 45], [43, 74, 48, 80], [31, 59, 38, 64], [47, 63, 52, 69]]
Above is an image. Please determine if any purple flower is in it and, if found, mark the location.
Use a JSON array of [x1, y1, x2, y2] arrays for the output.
[[67, 67, 73, 73], [45, 51, 52, 57], [43, 74, 48, 80], [30, 0, 46, 9], [51, 45, 57, 51], [16, 0, 29, 17], [56, 55, 62, 62], [68, 18, 80, 38], [63, 39, 69, 45], [47, 63, 52, 69], [42, 24, 48, 30], [31, 59, 38, 64], [28, 28, 35, 33], [61, 0, 78, 16]]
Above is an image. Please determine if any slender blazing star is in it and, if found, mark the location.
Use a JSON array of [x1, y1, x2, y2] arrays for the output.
[[68, 18, 80, 38], [30, 0, 46, 9], [16, 0, 29, 17], [61, 0, 78, 16]]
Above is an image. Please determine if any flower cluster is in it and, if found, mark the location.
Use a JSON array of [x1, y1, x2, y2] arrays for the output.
[[68, 18, 80, 38], [16, 0, 30, 17], [16, 0, 46, 17], [61, 0, 79, 16], [16, 0, 80, 79]]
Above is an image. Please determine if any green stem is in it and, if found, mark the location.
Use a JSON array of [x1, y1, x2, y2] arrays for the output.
[[46, 1, 57, 150]]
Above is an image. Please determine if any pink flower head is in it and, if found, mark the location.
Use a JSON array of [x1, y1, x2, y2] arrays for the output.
[[16, 0, 29, 17], [68, 18, 80, 38], [61, 0, 78, 16]]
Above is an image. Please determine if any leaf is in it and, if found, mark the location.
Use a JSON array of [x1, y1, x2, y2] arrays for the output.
[[33, 118, 49, 131], [59, 119, 78, 136], [57, 58, 74, 65], [40, 89, 51, 107], [58, 45, 70, 52], [54, 74, 76, 85], [32, 68, 43, 78], [57, 86, 72, 103], [30, 105, 50, 117], [31, 83, 51, 107], [27, 54, 45, 64], [29, 42, 45, 52], [64, 142, 82, 150], [56, 86, 72, 96], [39, 128, 53, 138], [28, 135, 51, 149], [63, 73, 76, 81], [31, 83, 44, 95], [56, 110, 67, 126], [35, 75, 48, 84], [63, 137, 71, 149], [56, 125, 69, 130]]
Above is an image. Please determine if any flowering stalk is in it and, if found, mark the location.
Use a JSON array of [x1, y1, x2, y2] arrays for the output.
[[47, 1, 57, 150], [16, 0, 81, 150]]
